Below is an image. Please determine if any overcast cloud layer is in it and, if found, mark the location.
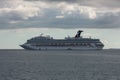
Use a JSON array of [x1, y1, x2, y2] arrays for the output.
[[26, 0, 120, 8], [0, 0, 120, 29]]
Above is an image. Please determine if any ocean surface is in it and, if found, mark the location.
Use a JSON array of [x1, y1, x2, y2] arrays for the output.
[[0, 49, 120, 80]]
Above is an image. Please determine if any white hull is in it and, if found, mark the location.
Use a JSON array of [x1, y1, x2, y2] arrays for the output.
[[20, 44, 103, 50], [37, 46, 102, 50]]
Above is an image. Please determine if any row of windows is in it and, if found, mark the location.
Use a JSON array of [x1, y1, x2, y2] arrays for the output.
[[32, 43, 101, 46]]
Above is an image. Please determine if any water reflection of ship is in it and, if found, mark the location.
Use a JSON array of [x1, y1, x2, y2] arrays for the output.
[[20, 30, 104, 50]]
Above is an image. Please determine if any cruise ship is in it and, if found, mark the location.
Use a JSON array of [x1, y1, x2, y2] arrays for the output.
[[20, 30, 104, 50]]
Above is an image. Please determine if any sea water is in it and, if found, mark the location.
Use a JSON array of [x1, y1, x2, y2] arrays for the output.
[[0, 49, 120, 80]]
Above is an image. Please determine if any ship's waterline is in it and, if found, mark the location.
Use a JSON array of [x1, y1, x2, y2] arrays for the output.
[[20, 30, 104, 50]]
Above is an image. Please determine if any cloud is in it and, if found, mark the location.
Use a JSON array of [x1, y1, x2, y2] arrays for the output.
[[56, 15, 64, 19], [25, 0, 120, 8], [0, 0, 42, 19], [0, 0, 120, 29]]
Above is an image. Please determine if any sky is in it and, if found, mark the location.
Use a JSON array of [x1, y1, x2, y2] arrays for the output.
[[0, 0, 120, 49]]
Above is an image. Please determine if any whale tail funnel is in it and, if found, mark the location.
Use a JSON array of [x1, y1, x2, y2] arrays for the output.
[[75, 30, 83, 38]]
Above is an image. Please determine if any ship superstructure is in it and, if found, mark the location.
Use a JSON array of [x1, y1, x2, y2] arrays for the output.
[[20, 30, 104, 50]]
